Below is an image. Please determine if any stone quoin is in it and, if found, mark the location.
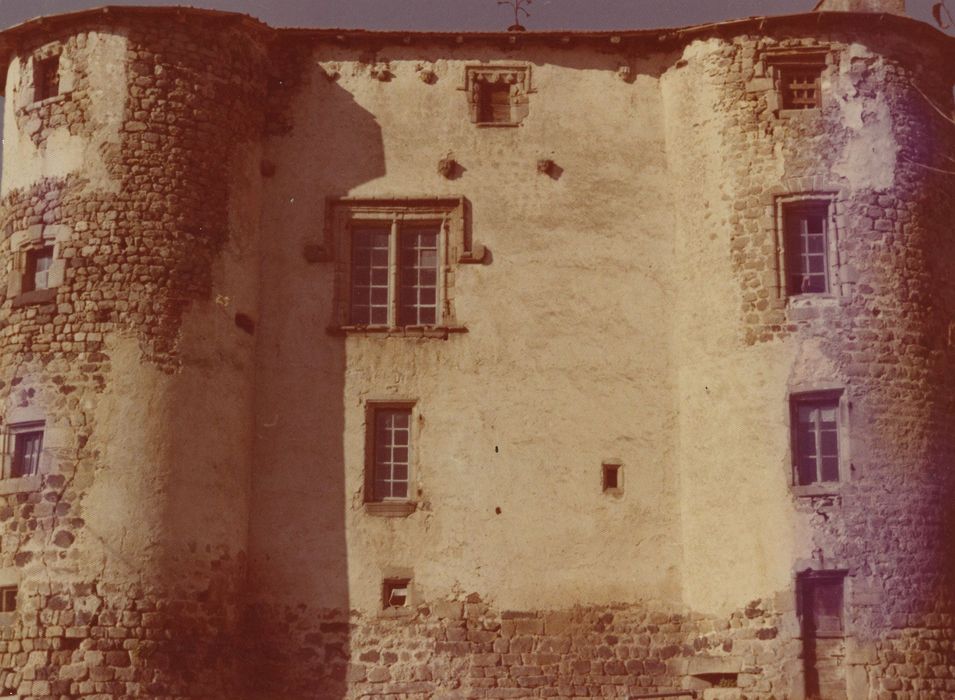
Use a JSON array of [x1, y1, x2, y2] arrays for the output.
[[0, 0, 952, 698]]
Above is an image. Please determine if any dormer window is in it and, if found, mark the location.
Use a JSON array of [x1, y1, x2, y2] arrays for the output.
[[464, 66, 531, 126], [33, 54, 60, 102]]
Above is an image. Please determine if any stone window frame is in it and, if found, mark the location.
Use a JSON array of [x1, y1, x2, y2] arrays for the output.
[[325, 197, 479, 338], [773, 193, 843, 305], [7, 224, 70, 308], [379, 566, 416, 618], [762, 47, 833, 118], [460, 65, 533, 127], [19, 43, 74, 112], [363, 399, 418, 518], [788, 387, 851, 497]]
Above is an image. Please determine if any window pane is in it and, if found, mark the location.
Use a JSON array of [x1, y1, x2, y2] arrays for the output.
[[821, 457, 840, 482], [398, 226, 440, 326], [351, 226, 391, 325], [373, 409, 411, 500]]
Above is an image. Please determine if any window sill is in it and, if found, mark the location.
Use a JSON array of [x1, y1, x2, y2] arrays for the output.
[[10, 288, 56, 308], [787, 294, 837, 306], [792, 483, 842, 498], [20, 93, 71, 112], [364, 501, 417, 518], [0, 475, 41, 496], [328, 325, 467, 339], [475, 121, 520, 128], [776, 107, 821, 119]]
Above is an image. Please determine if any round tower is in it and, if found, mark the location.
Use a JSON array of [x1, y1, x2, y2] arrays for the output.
[[666, 13, 955, 698], [0, 9, 269, 696]]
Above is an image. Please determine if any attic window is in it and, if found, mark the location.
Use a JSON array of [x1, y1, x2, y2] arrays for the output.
[[34, 55, 60, 102], [765, 49, 828, 113], [464, 66, 531, 126]]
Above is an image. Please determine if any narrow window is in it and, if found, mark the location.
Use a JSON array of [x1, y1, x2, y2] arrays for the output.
[[780, 67, 822, 109], [784, 203, 830, 295], [791, 393, 840, 486], [383, 578, 410, 609], [478, 81, 511, 123], [23, 246, 54, 293], [0, 586, 16, 613], [398, 225, 439, 326], [350, 225, 390, 326], [34, 55, 60, 102], [602, 462, 622, 493], [372, 408, 411, 501], [9, 422, 44, 479]]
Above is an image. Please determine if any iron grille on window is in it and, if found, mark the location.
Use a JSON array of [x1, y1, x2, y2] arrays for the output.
[[34, 55, 60, 102], [785, 204, 829, 295], [350, 222, 440, 327], [781, 67, 822, 109], [792, 395, 840, 486], [372, 409, 410, 500]]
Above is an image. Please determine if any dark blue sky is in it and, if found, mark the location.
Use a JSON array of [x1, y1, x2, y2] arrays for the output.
[[0, 0, 949, 32]]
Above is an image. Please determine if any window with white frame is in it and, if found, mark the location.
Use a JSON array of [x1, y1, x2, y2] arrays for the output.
[[6, 421, 44, 479], [791, 392, 842, 486], [327, 198, 477, 333], [784, 202, 830, 295], [370, 407, 411, 501]]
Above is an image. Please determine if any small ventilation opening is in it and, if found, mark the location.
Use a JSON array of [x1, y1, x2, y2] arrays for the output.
[[383, 578, 410, 609], [0, 586, 16, 613], [602, 462, 622, 493]]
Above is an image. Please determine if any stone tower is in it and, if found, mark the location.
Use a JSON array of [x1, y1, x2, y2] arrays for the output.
[[0, 5, 951, 700]]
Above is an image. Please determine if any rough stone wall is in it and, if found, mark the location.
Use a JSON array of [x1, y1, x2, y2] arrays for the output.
[[714, 27, 955, 699], [245, 597, 793, 699], [0, 15, 269, 698]]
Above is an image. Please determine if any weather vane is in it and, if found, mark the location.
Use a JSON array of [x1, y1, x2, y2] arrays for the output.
[[498, 0, 531, 32]]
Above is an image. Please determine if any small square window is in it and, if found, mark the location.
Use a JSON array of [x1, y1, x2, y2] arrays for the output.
[[8, 422, 44, 479], [783, 202, 830, 295], [383, 578, 410, 609], [0, 587, 16, 613], [23, 246, 54, 294], [602, 462, 622, 493], [791, 393, 841, 486], [464, 66, 530, 126], [477, 81, 512, 124], [34, 55, 60, 102], [797, 572, 845, 637]]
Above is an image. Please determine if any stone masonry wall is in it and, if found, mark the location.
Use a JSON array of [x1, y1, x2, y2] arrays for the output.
[[245, 596, 792, 700], [718, 25, 955, 698], [0, 14, 270, 699]]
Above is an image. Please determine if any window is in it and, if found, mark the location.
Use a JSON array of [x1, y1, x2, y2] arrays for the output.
[[371, 408, 411, 500], [463, 66, 531, 126], [350, 223, 439, 327], [765, 49, 827, 113], [602, 461, 622, 494], [327, 198, 477, 335], [33, 55, 60, 102], [791, 393, 841, 486], [7, 422, 44, 479], [383, 578, 410, 609], [779, 67, 822, 110], [22, 246, 53, 293], [798, 571, 845, 637], [0, 587, 16, 613], [478, 81, 512, 123], [784, 202, 830, 295]]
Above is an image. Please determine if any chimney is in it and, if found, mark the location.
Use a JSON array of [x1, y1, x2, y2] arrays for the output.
[[813, 0, 905, 14]]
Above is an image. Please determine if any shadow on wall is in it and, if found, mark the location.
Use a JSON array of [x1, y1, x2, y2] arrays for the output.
[[245, 74, 386, 699]]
